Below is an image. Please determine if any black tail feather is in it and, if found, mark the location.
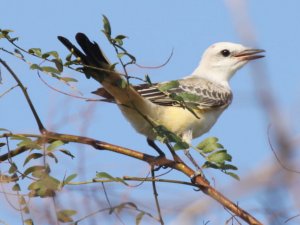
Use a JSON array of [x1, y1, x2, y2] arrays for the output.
[[58, 33, 111, 81]]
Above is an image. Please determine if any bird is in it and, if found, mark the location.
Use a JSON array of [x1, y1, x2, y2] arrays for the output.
[[58, 33, 264, 160]]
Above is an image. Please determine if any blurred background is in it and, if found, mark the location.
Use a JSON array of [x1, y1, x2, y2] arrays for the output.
[[1, 0, 300, 224]]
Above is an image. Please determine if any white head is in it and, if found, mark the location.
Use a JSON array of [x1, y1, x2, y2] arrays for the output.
[[192, 42, 264, 86]]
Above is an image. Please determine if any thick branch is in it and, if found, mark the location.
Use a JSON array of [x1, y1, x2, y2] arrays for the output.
[[0, 131, 262, 225]]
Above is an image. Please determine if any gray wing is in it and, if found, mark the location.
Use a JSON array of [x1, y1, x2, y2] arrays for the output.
[[93, 77, 233, 109], [136, 77, 233, 109]]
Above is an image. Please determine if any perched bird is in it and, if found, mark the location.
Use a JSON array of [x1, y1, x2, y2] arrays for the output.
[[58, 33, 264, 158]]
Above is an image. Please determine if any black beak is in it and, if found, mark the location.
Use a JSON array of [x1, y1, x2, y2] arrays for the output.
[[234, 49, 265, 61]]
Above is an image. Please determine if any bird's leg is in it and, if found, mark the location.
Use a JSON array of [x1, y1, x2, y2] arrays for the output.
[[147, 138, 165, 157], [147, 138, 170, 171], [182, 130, 204, 179], [165, 142, 183, 163]]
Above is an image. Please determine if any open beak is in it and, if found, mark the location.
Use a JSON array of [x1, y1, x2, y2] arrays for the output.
[[234, 48, 265, 61]]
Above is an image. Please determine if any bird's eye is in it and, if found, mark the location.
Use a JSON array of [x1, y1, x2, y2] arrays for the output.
[[220, 49, 230, 57]]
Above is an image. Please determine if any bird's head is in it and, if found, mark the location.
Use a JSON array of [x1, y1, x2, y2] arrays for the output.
[[193, 42, 265, 85]]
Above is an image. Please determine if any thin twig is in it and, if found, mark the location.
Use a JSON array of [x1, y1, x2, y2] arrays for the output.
[[267, 124, 300, 173], [135, 48, 174, 69], [0, 58, 46, 132], [151, 167, 164, 225], [0, 84, 18, 98], [101, 182, 126, 225], [123, 176, 197, 187]]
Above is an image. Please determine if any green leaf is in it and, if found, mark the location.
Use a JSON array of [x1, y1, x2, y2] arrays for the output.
[[102, 15, 111, 36], [19, 196, 26, 205], [59, 149, 75, 159], [28, 175, 60, 197], [28, 48, 42, 57], [24, 219, 34, 225], [158, 80, 180, 92], [8, 163, 17, 174], [40, 66, 60, 74], [0, 29, 14, 35], [64, 173, 77, 184], [225, 172, 240, 180], [53, 58, 64, 72], [115, 35, 127, 40], [12, 183, 20, 191], [59, 77, 78, 83], [197, 137, 218, 149], [222, 164, 238, 170], [23, 153, 43, 166], [117, 52, 125, 58], [47, 140, 65, 152], [30, 64, 41, 70], [197, 137, 224, 153], [207, 150, 231, 164], [136, 212, 145, 225], [57, 210, 77, 223], [46, 152, 58, 163], [0, 143, 5, 148], [23, 206, 29, 214], [173, 141, 189, 150], [22, 165, 46, 178], [14, 49, 24, 59], [95, 172, 128, 185], [42, 51, 59, 59]]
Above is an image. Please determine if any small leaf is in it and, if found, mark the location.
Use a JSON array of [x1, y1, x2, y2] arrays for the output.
[[95, 172, 128, 185], [46, 152, 58, 163], [64, 173, 77, 184], [47, 140, 65, 152], [24, 219, 34, 225], [12, 183, 20, 191], [42, 51, 59, 59], [23, 206, 30, 214], [136, 212, 145, 225], [158, 80, 180, 92], [30, 64, 41, 70], [115, 35, 127, 40], [23, 153, 43, 166], [225, 172, 240, 180], [60, 149, 75, 159], [14, 49, 24, 59], [8, 163, 17, 174], [173, 141, 189, 150], [0, 142, 6, 148], [59, 77, 78, 83], [28, 48, 42, 57], [117, 52, 125, 58], [102, 15, 111, 36], [22, 165, 46, 178], [222, 164, 238, 170], [41, 66, 60, 74], [19, 196, 26, 205], [57, 210, 77, 223], [207, 150, 231, 164], [53, 58, 64, 72]]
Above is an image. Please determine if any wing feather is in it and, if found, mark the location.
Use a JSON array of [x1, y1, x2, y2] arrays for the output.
[[93, 78, 233, 109]]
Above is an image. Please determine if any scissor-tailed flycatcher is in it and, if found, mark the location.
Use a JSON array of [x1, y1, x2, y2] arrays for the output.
[[58, 33, 264, 157]]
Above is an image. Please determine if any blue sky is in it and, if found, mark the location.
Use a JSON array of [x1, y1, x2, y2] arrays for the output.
[[1, 0, 300, 224]]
